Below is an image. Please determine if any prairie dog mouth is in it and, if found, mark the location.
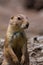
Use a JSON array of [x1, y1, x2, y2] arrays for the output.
[[25, 22, 29, 28], [21, 22, 29, 29]]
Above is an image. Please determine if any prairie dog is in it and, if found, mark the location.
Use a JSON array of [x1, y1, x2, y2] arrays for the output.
[[2, 14, 29, 65]]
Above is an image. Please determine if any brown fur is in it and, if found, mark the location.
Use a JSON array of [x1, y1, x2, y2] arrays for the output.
[[2, 14, 29, 65]]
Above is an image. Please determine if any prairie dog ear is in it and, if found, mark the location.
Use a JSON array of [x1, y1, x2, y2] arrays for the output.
[[9, 16, 14, 24], [11, 16, 14, 19]]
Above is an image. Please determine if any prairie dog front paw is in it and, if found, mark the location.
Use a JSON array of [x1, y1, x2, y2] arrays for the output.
[[21, 55, 25, 64]]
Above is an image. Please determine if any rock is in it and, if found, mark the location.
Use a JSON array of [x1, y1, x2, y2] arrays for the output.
[[28, 36, 43, 65], [0, 39, 4, 64]]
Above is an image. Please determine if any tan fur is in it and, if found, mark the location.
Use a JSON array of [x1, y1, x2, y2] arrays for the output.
[[2, 14, 29, 65]]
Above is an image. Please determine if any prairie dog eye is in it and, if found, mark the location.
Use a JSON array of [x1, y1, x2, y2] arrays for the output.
[[17, 17, 21, 20], [11, 16, 14, 19]]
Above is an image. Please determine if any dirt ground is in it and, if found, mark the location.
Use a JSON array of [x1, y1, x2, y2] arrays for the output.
[[0, 0, 43, 38]]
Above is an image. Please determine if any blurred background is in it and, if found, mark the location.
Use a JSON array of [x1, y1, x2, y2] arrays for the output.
[[0, 0, 43, 38]]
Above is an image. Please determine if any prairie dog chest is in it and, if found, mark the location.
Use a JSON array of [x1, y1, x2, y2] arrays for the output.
[[10, 32, 27, 49]]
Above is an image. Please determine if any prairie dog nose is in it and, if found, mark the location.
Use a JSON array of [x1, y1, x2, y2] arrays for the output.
[[26, 23, 29, 28]]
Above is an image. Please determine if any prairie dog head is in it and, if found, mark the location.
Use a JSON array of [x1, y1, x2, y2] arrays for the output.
[[9, 14, 29, 32]]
